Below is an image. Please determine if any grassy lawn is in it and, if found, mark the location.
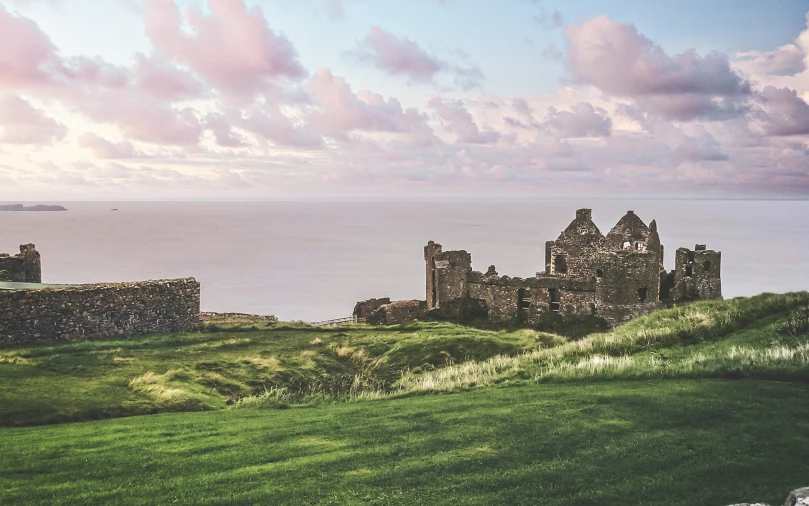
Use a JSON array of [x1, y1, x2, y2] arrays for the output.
[[2, 379, 808, 505]]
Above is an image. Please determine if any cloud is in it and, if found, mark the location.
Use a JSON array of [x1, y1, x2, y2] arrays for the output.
[[428, 97, 500, 144], [0, 4, 59, 88], [307, 69, 434, 140], [756, 86, 809, 136], [736, 13, 808, 76], [78, 132, 143, 158], [143, 0, 306, 98], [565, 15, 751, 119], [0, 94, 66, 144], [737, 44, 805, 76], [132, 54, 205, 101], [351, 26, 483, 89], [544, 102, 612, 137]]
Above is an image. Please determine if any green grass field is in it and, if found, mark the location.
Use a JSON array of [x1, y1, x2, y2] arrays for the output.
[[1, 292, 809, 504], [2, 380, 808, 505]]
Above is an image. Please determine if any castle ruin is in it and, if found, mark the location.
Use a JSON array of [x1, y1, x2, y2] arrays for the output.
[[0, 244, 41, 283], [424, 209, 721, 327]]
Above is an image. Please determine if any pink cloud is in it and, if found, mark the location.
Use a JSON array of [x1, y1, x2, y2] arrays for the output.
[[566, 15, 749, 96], [544, 102, 612, 137], [307, 69, 432, 139], [429, 97, 500, 144], [0, 94, 66, 144], [78, 132, 142, 158], [0, 5, 58, 88], [351, 26, 483, 89], [133, 54, 205, 101], [234, 105, 323, 148], [757, 86, 809, 136], [565, 15, 750, 120], [143, 0, 306, 98]]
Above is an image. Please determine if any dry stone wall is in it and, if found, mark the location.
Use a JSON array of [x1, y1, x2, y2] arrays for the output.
[[0, 278, 200, 347]]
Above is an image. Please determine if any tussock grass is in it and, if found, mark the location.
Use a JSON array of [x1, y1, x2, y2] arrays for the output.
[[394, 292, 809, 394], [2, 292, 808, 426]]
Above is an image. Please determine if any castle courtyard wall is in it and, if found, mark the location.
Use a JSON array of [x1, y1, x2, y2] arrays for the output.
[[0, 278, 200, 347]]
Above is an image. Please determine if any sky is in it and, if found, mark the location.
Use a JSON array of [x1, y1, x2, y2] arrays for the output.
[[0, 0, 808, 200]]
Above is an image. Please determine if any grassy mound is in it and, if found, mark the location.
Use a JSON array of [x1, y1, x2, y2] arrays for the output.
[[0, 292, 807, 427], [2, 380, 808, 505]]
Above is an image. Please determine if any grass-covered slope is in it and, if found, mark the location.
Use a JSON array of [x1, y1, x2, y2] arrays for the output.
[[0, 292, 807, 427], [2, 380, 809, 506], [0, 320, 543, 426]]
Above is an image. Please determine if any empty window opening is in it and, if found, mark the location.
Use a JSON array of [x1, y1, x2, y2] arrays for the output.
[[430, 259, 437, 306], [635, 242, 646, 251], [549, 288, 560, 312], [685, 265, 693, 277], [517, 288, 531, 311], [554, 254, 567, 274], [596, 269, 603, 278], [703, 261, 711, 271], [622, 241, 632, 249], [637, 287, 648, 302]]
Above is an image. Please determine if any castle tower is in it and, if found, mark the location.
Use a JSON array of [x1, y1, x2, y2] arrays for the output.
[[546, 209, 605, 277], [671, 244, 722, 302], [424, 241, 471, 310]]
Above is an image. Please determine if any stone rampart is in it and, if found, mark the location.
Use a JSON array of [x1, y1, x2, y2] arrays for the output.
[[0, 278, 200, 347]]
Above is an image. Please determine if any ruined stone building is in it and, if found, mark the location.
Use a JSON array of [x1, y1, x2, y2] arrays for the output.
[[424, 209, 721, 327], [0, 244, 41, 283]]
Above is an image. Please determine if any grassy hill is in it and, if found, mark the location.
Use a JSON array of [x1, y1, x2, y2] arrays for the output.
[[1, 292, 807, 427], [1, 292, 808, 504]]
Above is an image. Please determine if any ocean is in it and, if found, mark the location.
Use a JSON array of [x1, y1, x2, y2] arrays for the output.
[[1, 200, 807, 322]]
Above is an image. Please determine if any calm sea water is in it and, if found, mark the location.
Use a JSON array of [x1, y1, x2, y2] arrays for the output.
[[0, 200, 807, 322]]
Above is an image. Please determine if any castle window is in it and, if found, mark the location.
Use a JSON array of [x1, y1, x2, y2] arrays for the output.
[[622, 241, 632, 249], [703, 261, 711, 271], [635, 242, 646, 251], [637, 287, 648, 302], [554, 254, 567, 274], [596, 269, 603, 278], [430, 259, 437, 307], [549, 288, 560, 312], [685, 265, 693, 277], [517, 288, 531, 311]]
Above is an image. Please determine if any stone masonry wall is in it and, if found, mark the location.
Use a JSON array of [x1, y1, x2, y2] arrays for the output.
[[366, 300, 427, 325], [0, 278, 200, 347], [352, 298, 391, 319], [672, 245, 722, 302], [0, 244, 41, 283]]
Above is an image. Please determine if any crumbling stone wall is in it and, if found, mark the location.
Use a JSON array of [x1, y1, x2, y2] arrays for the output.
[[0, 244, 41, 283], [596, 250, 662, 325], [0, 278, 200, 347], [352, 298, 391, 319], [425, 242, 471, 310], [671, 245, 722, 302], [366, 300, 427, 325]]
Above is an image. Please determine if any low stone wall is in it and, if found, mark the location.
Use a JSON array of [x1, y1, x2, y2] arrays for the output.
[[352, 298, 391, 319], [0, 278, 200, 347], [367, 300, 427, 325]]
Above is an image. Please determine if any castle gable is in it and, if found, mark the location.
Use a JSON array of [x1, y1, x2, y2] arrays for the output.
[[606, 210, 650, 250]]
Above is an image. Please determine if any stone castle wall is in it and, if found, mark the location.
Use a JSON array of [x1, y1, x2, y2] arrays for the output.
[[0, 244, 41, 283], [0, 278, 200, 347]]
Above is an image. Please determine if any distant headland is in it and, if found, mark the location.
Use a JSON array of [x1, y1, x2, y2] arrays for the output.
[[0, 204, 67, 212]]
